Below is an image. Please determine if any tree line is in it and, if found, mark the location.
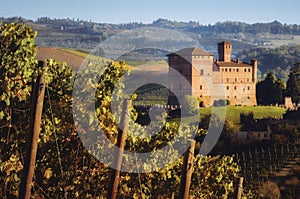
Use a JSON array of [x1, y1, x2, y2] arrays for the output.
[[256, 63, 300, 106]]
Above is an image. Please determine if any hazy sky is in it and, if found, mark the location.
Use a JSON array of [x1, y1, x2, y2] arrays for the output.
[[1, 0, 300, 24]]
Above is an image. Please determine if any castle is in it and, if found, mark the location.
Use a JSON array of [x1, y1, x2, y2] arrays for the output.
[[167, 41, 257, 107]]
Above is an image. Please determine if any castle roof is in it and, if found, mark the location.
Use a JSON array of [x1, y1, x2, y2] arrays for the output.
[[216, 62, 252, 68], [167, 47, 213, 57]]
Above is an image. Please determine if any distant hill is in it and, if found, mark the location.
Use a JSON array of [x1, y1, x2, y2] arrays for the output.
[[2, 16, 300, 50], [36, 48, 86, 71], [3, 16, 300, 78], [237, 45, 300, 81], [36, 47, 135, 72]]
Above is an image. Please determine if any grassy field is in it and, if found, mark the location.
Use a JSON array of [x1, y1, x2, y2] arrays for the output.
[[199, 105, 287, 124], [269, 35, 300, 47]]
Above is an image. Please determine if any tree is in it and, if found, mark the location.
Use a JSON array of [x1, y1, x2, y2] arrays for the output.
[[286, 62, 300, 106], [240, 112, 254, 130], [256, 72, 285, 105], [181, 95, 199, 116]]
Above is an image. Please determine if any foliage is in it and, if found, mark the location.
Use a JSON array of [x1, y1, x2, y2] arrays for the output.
[[272, 123, 300, 144], [213, 99, 230, 107], [191, 155, 240, 198], [181, 95, 199, 115], [240, 112, 255, 130], [286, 62, 300, 106], [258, 181, 281, 199], [0, 22, 38, 198], [0, 22, 241, 198], [283, 108, 300, 120], [256, 72, 285, 105], [237, 45, 300, 78]]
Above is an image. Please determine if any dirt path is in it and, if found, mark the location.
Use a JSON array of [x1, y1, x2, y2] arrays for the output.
[[269, 157, 300, 198]]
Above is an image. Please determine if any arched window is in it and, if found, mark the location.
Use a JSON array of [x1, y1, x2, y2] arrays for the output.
[[200, 69, 204, 76], [200, 85, 203, 90]]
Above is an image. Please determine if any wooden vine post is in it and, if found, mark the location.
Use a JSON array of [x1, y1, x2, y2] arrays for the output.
[[107, 99, 131, 199], [235, 177, 244, 199], [19, 61, 48, 199], [179, 140, 195, 199]]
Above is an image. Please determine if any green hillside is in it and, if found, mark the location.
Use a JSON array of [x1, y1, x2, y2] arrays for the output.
[[199, 105, 287, 124]]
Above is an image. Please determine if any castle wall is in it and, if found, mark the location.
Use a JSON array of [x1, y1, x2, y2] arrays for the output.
[[168, 43, 257, 106], [168, 55, 192, 104]]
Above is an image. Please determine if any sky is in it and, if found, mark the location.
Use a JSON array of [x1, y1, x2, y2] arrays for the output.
[[1, 0, 300, 25]]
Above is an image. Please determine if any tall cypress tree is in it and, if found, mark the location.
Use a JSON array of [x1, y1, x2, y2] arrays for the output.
[[286, 62, 300, 107]]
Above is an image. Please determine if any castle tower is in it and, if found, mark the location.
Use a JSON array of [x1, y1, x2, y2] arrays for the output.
[[218, 41, 232, 62], [251, 59, 258, 83]]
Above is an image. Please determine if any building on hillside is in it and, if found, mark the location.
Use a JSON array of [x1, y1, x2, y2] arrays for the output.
[[167, 41, 257, 106]]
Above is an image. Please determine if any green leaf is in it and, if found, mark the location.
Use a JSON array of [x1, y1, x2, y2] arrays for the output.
[[0, 111, 5, 120]]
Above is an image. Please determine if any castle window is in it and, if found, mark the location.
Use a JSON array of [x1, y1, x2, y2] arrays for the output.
[[222, 68, 224, 72], [234, 86, 237, 90], [200, 85, 203, 90], [247, 96, 250, 100], [235, 78, 238, 82], [229, 68, 232, 72], [244, 68, 247, 72], [225, 68, 228, 72], [235, 96, 237, 99], [248, 86, 250, 90], [200, 69, 204, 76], [227, 86, 229, 90], [248, 68, 251, 72], [237, 68, 239, 72]]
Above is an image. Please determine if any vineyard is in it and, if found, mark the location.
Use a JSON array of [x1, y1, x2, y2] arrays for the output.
[[1, 22, 300, 198], [0, 22, 242, 198], [235, 143, 300, 197]]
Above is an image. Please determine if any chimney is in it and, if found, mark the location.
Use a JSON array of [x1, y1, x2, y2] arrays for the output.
[[218, 41, 232, 62], [251, 59, 258, 83]]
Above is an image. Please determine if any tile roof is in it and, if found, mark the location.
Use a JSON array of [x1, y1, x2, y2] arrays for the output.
[[167, 47, 213, 56], [216, 62, 252, 68]]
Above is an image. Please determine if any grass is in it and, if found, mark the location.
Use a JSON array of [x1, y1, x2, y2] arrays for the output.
[[198, 105, 287, 124], [61, 48, 109, 61], [269, 35, 300, 47]]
